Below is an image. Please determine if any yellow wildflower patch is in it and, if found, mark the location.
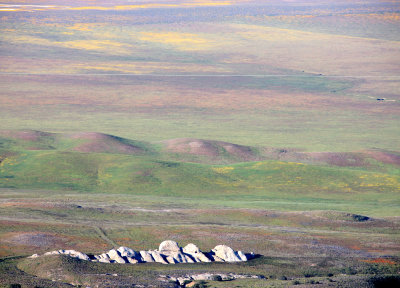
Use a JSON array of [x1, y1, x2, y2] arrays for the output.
[[138, 31, 213, 51], [67, 23, 95, 32], [61, 39, 128, 52], [68, 1, 232, 11], [2, 34, 132, 56], [213, 166, 234, 174]]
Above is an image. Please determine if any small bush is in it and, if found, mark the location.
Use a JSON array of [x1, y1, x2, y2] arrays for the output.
[[327, 273, 334, 277], [9, 285, 21, 288], [304, 272, 315, 278], [368, 275, 400, 288], [352, 214, 369, 222], [211, 275, 222, 281], [278, 276, 287, 280], [292, 280, 300, 285], [343, 267, 357, 275], [193, 281, 208, 288]]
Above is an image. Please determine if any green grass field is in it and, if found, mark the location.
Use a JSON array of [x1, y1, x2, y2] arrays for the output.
[[0, 130, 399, 286], [0, 0, 399, 287]]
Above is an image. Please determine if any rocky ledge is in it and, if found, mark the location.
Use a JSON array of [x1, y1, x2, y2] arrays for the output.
[[29, 240, 254, 264], [160, 273, 265, 286]]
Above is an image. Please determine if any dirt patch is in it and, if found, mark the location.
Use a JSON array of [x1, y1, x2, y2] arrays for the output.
[[0, 130, 54, 142], [2, 232, 63, 248], [307, 152, 367, 167], [163, 138, 219, 157], [68, 132, 117, 141], [67, 132, 145, 154], [162, 138, 259, 161], [363, 150, 400, 166]]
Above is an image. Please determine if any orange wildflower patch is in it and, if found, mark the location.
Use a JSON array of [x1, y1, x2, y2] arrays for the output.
[[362, 258, 396, 265]]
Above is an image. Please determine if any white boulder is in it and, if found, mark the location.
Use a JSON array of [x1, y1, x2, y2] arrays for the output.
[[43, 249, 89, 261], [237, 250, 248, 261], [140, 250, 155, 262], [150, 250, 168, 264], [183, 243, 211, 263], [159, 240, 181, 254], [127, 257, 139, 264], [170, 251, 195, 263], [212, 245, 244, 262], [107, 249, 127, 263], [29, 240, 251, 265], [117, 246, 141, 260]]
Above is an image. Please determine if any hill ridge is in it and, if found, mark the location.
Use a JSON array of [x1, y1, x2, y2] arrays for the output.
[[1, 129, 399, 166]]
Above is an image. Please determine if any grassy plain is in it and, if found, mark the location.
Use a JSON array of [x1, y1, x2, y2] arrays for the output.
[[0, 0, 400, 287], [1, 1, 400, 151], [0, 131, 399, 286]]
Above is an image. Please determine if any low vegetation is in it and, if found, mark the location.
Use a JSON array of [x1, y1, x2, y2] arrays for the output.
[[0, 130, 399, 286], [1, 0, 399, 286]]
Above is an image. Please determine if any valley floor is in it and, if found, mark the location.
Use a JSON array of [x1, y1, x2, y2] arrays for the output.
[[0, 189, 399, 287]]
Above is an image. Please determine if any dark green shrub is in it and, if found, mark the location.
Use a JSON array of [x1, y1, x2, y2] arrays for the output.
[[9, 285, 21, 288], [368, 275, 400, 288], [193, 281, 208, 288], [292, 280, 300, 285], [304, 272, 315, 278], [352, 214, 369, 222], [344, 267, 357, 275], [211, 275, 222, 281], [278, 276, 287, 280]]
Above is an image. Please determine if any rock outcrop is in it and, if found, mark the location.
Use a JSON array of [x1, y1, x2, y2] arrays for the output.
[[29, 240, 253, 265], [41, 249, 90, 261], [160, 273, 265, 286]]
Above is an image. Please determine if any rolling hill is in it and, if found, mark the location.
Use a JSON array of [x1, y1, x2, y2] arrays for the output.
[[1, 130, 399, 214]]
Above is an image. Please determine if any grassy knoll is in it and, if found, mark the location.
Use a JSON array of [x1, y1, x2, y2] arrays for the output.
[[1, 147, 399, 209]]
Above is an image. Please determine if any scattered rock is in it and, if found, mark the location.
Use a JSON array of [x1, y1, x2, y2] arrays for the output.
[[159, 273, 265, 287]]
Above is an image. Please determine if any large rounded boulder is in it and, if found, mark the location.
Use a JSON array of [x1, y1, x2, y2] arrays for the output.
[[183, 243, 211, 263], [212, 245, 247, 262], [159, 240, 181, 254]]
